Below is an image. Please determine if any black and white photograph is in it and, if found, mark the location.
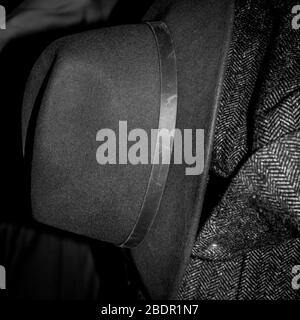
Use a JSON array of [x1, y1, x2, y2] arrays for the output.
[[0, 0, 299, 314]]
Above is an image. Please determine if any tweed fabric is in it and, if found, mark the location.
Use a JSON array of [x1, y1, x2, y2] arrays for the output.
[[178, 0, 300, 299]]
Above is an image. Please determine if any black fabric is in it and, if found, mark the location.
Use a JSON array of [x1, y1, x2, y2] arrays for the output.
[[0, 222, 100, 299], [178, 0, 300, 300]]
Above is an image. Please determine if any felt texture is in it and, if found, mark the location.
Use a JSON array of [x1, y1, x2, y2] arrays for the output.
[[22, 0, 235, 299], [23, 25, 160, 244]]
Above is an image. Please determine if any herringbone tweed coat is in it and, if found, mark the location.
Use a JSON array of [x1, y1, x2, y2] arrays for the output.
[[177, 0, 300, 300]]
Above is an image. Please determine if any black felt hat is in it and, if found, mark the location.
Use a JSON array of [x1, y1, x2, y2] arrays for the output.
[[22, 0, 234, 299]]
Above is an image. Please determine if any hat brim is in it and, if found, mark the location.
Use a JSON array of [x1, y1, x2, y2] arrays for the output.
[[131, 0, 234, 299]]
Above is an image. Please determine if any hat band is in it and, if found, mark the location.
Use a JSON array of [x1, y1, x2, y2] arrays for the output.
[[120, 21, 178, 248]]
